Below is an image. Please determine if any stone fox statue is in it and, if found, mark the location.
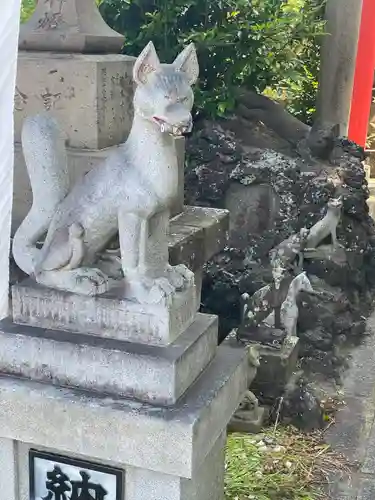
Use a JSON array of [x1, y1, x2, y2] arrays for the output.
[[13, 42, 199, 298]]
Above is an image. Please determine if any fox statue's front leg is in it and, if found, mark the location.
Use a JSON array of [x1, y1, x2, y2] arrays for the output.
[[119, 209, 193, 304]]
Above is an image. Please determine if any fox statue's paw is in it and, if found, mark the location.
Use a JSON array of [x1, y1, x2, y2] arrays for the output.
[[37, 267, 110, 296], [124, 266, 194, 305], [165, 264, 194, 291], [125, 275, 175, 305], [74, 268, 109, 295]]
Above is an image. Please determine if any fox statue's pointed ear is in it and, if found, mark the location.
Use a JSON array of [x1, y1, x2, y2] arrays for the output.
[[173, 43, 199, 86], [133, 42, 160, 85]]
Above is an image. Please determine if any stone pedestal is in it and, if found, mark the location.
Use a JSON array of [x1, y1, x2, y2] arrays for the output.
[[4, 174, 238, 500], [0, 338, 246, 499], [0, 304, 247, 500], [252, 337, 300, 401]]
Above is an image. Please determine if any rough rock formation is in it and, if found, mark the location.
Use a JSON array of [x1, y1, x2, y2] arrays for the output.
[[185, 107, 375, 379]]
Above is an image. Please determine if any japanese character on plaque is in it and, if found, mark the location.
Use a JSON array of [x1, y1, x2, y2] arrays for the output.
[[29, 450, 123, 500]]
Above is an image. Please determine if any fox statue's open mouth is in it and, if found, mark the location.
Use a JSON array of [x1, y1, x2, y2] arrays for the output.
[[153, 116, 193, 137]]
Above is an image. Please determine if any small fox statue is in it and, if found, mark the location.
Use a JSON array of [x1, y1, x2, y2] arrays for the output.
[[13, 42, 199, 300]]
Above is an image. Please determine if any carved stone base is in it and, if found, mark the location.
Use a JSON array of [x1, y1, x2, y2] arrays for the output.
[[228, 406, 267, 434], [252, 336, 300, 401], [0, 313, 217, 405], [0, 345, 248, 480], [12, 278, 197, 346]]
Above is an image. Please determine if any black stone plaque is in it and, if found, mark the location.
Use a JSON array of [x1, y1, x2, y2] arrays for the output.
[[29, 450, 123, 500]]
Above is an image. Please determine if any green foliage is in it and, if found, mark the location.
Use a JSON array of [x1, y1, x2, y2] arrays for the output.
[[21, 0, 36, 23], [99, 0, 326, 121], [225, 428, 335, 499], [21, 0, 325, 122]]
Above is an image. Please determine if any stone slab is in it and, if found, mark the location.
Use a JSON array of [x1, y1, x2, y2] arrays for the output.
[[170, 207, 229, 263], [15, 52, 135, 149], [0, 314, 218, 406], [12, 278, 197, 346], [0, 345, 248, 478]]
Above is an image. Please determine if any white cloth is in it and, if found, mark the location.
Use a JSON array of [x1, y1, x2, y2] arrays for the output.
[[0, 0, 21, 318]]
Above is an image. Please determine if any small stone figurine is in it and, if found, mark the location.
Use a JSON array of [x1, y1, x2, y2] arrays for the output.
[[304, 197, 343, 250], [269, 228, 309, 279], [13, 42, 199, 302], [237, 272, 293, 342], [263, 271, 314, 338], [229, 390, 266, 434]]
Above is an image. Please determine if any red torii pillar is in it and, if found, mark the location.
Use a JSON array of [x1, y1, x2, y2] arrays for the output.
[[348, 0, 375, 147]]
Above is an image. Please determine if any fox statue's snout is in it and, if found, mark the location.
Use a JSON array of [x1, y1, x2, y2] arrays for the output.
[[153, 107, 193, 137], [133, 42, 199, 138]]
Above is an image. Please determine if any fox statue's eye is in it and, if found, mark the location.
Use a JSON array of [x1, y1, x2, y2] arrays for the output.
[[178, 96, 189, 104]]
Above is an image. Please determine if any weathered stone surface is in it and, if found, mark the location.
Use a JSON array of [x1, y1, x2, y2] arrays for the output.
[[316, 0, 362, 134], [225, 183, 279, 250], [170, 206, 229, 267], [228, 405, 266, 434], [251, 337, 299, 402], [13, 432, 226, 500], [0, 345, 248, 479], [168, 223, 205, 273], [14, 137, 190, 239], [12, 279, 197, 346], [125, 432, 225, 500], [277, 373, 324, 431], [14, 52, 135, 149], [19, 0, 124, 53], [0, 313, 217, 405]]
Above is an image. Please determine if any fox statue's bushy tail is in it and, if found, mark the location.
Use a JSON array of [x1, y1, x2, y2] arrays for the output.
[[13, 114, 70, 275]]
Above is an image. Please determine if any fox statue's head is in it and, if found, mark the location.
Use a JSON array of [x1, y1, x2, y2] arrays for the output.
[[132, 41, 199, 137]]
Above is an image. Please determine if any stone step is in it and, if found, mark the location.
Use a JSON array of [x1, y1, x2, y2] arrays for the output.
[[0, 344, 248, 479], [0, 313, 218, 406]]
